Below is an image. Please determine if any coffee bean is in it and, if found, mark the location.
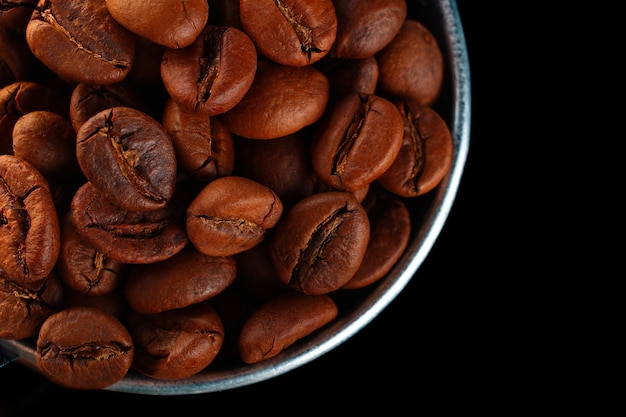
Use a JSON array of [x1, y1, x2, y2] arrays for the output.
[[311, 92, 404, 192], [0, 81, 67, 155], [377, 101, 453, 197], [125, 302, 224, 380], [0, 270, 63, 340], [36, 306, 134, 390], [219, 60, 329, 139], [239, 0, 337, 67], [330, 0, 407, 59], [12, 110, 79, 181], [160, 24, 257, 116], [343, 185, 411, 289], [56, 214, 124, 296], [0, 154, 60, 283], [376, 19, 444, 106], [75, 106, 177, 212], [124, 245, 237, 314], [270, 191, 370, 295], [238, 290, 337, 364], [26, 0, 135, 85], [105, 0, 208, 49], [162, 98, 235, 182], [186, 175, 283, 257], [69, 181, 188, 264]]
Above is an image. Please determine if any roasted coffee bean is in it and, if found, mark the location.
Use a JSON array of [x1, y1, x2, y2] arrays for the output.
[[125, 302, 224, 381], [329, 0, 407, 59], [162, 98, 235, 182], [270, 191, 369, 295], [377, 101, 453, 197], [0, 0, 37, 34], [69, 181, 188, 264], [234, 132, 318, 209], [56, 214, 124, 296], [11, 110, 80, 180], [69, 81, 153, 133], [343, 185, 411, 289], [376, 19, 444, 106], [26, 0, 135, 85], [323, 56, 379, 102], [238, 290, 338, 364], [36, 306, 134, 390], [0, 81, 66, 155], [219, 59, 329, 140], [311, 92, 404, 192], [75, 106, 177, 212], [0, 270, 62, 340], [124, 245, 237, 314], [239, 0, 337, 67], [105, 0, 208, 49], [186, 175, 283, 257], [161, 24, 257, 116], [0, 154, 60, 283]]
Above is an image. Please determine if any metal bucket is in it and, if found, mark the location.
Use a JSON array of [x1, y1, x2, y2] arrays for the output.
[[0, 0, 471, 395]]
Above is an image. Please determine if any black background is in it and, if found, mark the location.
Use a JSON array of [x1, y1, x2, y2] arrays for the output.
[[0, 1, 507, 413]]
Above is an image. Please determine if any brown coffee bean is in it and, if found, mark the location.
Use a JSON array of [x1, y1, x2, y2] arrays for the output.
[[75, 107, 177, 212], [0, 0, 37, 34], [239, 0, 337, 67], [26, 0, 135, 85], [0, 81, 67, 155], [376, 19, 444, 106], [377, 102, 453, 197], [234, 132, 318, 209], [161, 24, 257, 116], [270, 191, 369, 295], [106, 0, 208, 49], [343, 186, 411, 289], [219, 60, 329, 139], [124, 245, 237, 314], [311, 92, 404, 192], [238, 290, 338, 364], [162, 98, 235, 182], [69, 181, 188, 264], [69, 81, 153, 133], [0, 154, 60, 283], [186, 176, 283, 257], [329, 0, 407, 59], [56, 214, 124, 296], [323, 56, 379, 102], [0, 271, 63, 340], [11, 110, 80, 181], [36, 306, 134, 390], [125, 302, 224, 381]]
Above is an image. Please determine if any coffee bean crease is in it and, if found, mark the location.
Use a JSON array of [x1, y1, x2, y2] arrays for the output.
[[37, 6, 129, 69], [196, 27, 225, 109], [291, 204, 350, 286], [274, 0, 322, 61]]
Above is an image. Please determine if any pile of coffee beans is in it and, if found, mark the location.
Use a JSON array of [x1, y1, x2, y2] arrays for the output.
[[0, 0, 453, 390]]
